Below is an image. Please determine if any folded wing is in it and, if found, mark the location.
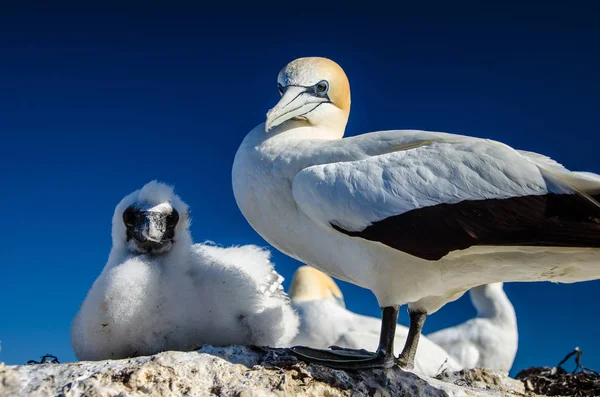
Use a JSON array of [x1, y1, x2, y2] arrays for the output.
[[293, 135, 600, 261]]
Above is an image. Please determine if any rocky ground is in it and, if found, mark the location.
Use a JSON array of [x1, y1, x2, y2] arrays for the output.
[[0, 345, 540, 397]]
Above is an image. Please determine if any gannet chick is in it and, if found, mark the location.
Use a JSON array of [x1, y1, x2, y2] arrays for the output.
[[232, 56, 600, 369], [288, 266, 463, 376], [427, 283, 518, 372], [71, 181, 298, 361]]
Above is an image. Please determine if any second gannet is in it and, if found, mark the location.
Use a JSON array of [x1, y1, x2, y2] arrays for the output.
[[427, 283, 518, 372], [288, 266, 462, 376], [232, 56, 600, 369], [71, 181, 298, 361]]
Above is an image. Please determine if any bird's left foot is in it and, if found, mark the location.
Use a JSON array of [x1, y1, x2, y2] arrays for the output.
[[289, 345, 394, 370]]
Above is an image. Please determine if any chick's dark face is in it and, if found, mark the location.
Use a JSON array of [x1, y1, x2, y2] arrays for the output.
[[122, 205, 180, 255]]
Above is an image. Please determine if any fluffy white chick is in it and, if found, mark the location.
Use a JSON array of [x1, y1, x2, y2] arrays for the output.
[[71, 181, 298, 361]]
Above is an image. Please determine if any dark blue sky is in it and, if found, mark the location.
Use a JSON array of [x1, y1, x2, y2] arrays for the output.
[[1, 3, 599, 376]]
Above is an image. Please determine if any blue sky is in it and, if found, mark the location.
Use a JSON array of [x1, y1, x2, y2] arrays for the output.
[[1, 3, 599, 376]]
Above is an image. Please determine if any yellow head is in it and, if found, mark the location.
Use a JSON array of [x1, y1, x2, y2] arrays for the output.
[[289, 266, 345, 307], [265, 57, 351, 137]]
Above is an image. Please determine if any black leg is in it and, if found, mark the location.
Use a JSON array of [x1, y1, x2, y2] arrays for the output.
[[397, 310, 427, 370], [377, 305, 399, 359], [289, 305, 400, 370]]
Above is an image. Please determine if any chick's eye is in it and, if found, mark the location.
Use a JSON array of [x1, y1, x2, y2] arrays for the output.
[[123, 207, 136, 227], [316, 80, 329, 95], [166, 209, 179, 228], [278, 83, 284, 96]]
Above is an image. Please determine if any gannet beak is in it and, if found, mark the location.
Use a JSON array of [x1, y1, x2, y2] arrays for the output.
[[265, 86, 328, 132]]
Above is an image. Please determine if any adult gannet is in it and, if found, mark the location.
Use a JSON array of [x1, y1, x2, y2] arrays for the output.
[[427, 283, 518, 372], [71, 181, 298, 361], [288, 266, 463, 376], [232, 56, 600, 369]]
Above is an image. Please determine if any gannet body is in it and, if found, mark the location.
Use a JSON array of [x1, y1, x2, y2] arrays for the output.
[[72, 181, 298, 361], [428, 283, 518, 372], [232, 57, 600, 369]]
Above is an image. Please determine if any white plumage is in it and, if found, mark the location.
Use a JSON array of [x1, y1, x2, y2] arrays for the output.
[[292, 137, 549, 232], [232, 56, 600, 369], [427, 283, 518, 372], [288, 266, 463, 376], [71, 181, 298, 361]]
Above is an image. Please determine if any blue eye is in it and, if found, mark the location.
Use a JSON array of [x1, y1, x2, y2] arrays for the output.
[[316, 80, 329, 95], [278, 83, 284, 95]]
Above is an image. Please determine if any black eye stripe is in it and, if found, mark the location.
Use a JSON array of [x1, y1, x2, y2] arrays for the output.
[[123, 207, 180, 229], [278, 80, 330, 101]]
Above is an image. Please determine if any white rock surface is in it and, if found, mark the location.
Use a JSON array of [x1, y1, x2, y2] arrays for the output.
[[0, 345, 529, 397]]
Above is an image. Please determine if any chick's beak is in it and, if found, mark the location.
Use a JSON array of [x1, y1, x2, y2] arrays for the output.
[[132, 212, 166, 244]]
